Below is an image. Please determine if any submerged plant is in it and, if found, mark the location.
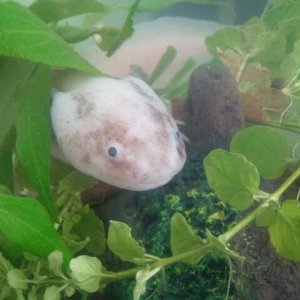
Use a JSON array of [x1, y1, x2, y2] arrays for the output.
[[1, 0, 300, 299]]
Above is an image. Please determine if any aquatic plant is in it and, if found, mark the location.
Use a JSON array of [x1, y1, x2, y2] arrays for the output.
[[0, 0, 300, 299]]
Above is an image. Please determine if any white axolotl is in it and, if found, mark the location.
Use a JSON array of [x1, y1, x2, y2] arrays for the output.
[[51, 17, 219, 191], [75, 17, 220, 88]]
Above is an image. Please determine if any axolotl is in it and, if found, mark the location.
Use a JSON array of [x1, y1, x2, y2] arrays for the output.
[[51, 76, 186, 191], [51, 17, 219, 191]]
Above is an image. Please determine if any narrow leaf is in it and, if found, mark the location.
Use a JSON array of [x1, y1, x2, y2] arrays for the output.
[[268, 200, 300, 262], [107, 221, 146, 263], [15, 64, 56, 219], [30, 0, 109, 23], [0, 2, 99, 74], [204, 149, 260, 211], [100, 0, 142, 56], [0, 194, 72, 266], [170, 213, 207, 264], [73, 210, 106, 256], [148, 46, 177, 85]]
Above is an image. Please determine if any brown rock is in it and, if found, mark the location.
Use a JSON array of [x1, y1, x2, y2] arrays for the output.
[[184, 63, 244, 153]]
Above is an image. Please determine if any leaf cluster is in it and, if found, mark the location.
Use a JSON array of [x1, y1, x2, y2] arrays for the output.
[[205, 0, 300, 132], [204, 125, 300, 263]]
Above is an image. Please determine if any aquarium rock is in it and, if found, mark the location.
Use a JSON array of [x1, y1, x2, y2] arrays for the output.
[[51, 76, 186, 191], [185, 63, 244, 153]]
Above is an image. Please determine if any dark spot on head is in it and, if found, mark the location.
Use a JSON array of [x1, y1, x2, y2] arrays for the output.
[[81, 153, 90, 164], [72, 93, 94, 118], [129, 79, 155, 101]]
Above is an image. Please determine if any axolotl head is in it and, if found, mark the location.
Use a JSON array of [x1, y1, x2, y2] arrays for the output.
[[51, 76, 186, 191]]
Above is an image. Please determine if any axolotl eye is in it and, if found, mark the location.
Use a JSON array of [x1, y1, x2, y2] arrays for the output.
[[172, 130, 181, 142], [107, 143, 123, 160]]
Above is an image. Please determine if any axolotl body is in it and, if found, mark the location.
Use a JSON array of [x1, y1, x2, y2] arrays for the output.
[[51, 76, 186, 191], [51, 17, 219, 191]]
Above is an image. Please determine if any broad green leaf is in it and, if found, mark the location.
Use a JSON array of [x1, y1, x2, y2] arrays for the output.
[[0, 232, 24, 264], [48, 251, 64, 277], [99, 0, 141, 56], [255, 204, 278, 227], [30, 0, 109, 23], [133, 267, 160, 300], [268, 200, 300, 262], [44, 286, 61, 300], [0, 2, 99, 74], [204, 149, 260, 211], [241, 18, 285, 63], [0, 252, 13, 272], [264, 2, 300, 36], [15, 64, 56, 219], [0, 194, 72, 266], [0, 143, 13, 191], [107, 221, 146, 263], [277, 39, 300, 85], [148, 46, 177, 85], [58, 171, 98, 194], [206, 27, 244, 56], [170, 213, 207, 264], [0, 59, 36, 147], [70, 255, 104, 292], [7, 269, 28, 290], [73, 210, 106, 256], [230, 126, 292, 179]]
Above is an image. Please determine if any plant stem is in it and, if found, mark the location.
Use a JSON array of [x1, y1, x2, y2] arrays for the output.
[[108, 244, 213, 282], [222, 163, 300, 243], [271, 163, 300, 201], [220, 204, 263, 242]]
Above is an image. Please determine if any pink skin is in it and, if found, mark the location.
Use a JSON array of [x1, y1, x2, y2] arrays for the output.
[[75, 17, 220, 88]]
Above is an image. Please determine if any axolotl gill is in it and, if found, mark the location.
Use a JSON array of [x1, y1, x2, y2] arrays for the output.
[[51, 76, 186, 191]]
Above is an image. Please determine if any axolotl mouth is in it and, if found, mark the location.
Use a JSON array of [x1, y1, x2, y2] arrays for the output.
[[51, 76, 186, 191]]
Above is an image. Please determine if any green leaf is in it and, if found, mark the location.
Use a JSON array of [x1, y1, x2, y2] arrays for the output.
[[44, 286, 61, 300], [15, 64, 56, 219], [230, 126, 292, 179], [58, 171, 98, 194], [7, 269, 28, 290], [0, 142, 13, 191], [277, 39, 300, 84], [241, 18, 285, 63], [133, 267, 160, 300], [70, 255, 104, 292], [107, 221, 146, 263], [204, 149, 260, 211], [30, 0, 109, 23], [170, 213, 207, 264], [99, 0, 141, 56], [0, 194, 72, 267], [268, 200, 300, 262], [148, 46, 177, 85], [48, 251, 64, 277], [0, 2, 99, 74], [136, 0, 233, 13], [206, 27, 244, 56], [54, 25, 100, 44], [73, 210, 106, 256], [264, 2, 300, 36], [255, 204, 278, 227], [0, 232, 24, 264], [0, 59, 36, 147]]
